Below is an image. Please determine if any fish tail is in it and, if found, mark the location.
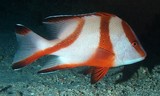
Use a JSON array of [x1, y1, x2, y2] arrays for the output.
[[12, 24, 52, 69]]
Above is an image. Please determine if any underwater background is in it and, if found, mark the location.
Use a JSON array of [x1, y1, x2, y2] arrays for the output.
[[0, 0, 160, 96]]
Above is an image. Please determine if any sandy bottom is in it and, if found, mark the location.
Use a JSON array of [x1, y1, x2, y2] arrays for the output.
[[0, 31, 160, 96]]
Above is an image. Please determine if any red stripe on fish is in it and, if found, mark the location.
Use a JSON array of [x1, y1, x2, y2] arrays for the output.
[[83, 13, 115, 83], [45, 18, 85, 54], [12, 51, 45, 69]]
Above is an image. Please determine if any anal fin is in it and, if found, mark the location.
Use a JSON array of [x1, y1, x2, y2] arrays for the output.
[[38, 57, 83, 73], [38, 63, 81, 73]]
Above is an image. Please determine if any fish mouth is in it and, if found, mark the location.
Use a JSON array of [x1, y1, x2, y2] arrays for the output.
[[137, 57, 146, 63]]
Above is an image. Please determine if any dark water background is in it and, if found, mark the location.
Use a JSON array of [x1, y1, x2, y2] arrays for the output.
[[0, 0, 160, 90]]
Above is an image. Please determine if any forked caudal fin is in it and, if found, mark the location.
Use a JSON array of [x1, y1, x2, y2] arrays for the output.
[[12, 24, 54, 69], [12, 16, 83, 70]]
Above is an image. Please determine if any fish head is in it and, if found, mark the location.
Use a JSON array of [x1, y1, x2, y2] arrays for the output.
[[112, 18, 147, 66], [120, 21, 146, 65], [120, 37, 147, 65]]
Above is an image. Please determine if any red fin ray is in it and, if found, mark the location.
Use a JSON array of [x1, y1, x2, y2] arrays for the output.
[[83, 67, 94, 75], [91, 67, 109, 84], [83, 67, 110, 84]]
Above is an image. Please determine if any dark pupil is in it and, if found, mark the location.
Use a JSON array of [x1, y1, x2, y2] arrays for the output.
[[132, 42, 137, 46]]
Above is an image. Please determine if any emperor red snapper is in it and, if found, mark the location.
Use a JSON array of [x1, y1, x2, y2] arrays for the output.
[[12, 12, 146, 84]]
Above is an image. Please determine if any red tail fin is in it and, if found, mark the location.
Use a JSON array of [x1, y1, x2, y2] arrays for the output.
[[12, 24, 51, 69]]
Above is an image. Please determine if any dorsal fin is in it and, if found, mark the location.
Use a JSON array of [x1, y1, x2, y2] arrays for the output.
[[43, 13, 96, 23], [43, 17, 80, 40], [43, 15, 78, 23], [42, 13, 96, 40]]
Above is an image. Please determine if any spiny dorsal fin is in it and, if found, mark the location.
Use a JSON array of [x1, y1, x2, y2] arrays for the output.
[[43, 15, 79, 40], [43, 13, 96, 23], [42, 13, 96, 40]]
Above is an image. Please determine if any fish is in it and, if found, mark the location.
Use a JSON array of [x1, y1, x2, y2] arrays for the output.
[[12, 12, 147, 84]]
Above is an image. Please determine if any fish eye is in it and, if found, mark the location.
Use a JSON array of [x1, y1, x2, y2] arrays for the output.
[[132, 41, 138, 47]]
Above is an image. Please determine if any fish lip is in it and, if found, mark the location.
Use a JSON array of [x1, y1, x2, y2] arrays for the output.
[[141, 56, 146, 61], [143, 51, 147, 59]]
